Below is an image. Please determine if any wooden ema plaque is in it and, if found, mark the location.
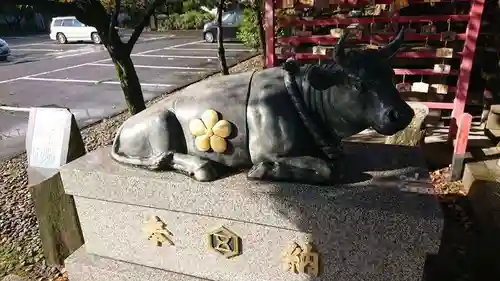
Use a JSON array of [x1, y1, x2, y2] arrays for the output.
[[313, 46, 332, 56], [431, 84, 448, 94], [436, 48, 453, 58], [396, 83, 412, 92], [280, 0, 295, 8], [421, 23, 436, 35], [298, 0, 329, 8], [433, 64, 451, 73], [412, 82, 429, 93], [330, 28, 344, 38]]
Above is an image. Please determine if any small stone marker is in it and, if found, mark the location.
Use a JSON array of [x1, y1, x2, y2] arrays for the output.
[[25, 107, 86, 265], [462, 148, 500, 275]]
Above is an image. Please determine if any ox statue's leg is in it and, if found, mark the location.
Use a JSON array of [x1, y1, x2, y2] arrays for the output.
[[247, 156, 333, 185], [169, 153, 218, 182], [111, 109, 219, 182]]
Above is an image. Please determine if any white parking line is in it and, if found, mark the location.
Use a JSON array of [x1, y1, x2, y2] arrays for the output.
[[168, 48, 251, 52], [0, 40, 202, 84], [89, 63, 210, 70], [132, 54, 219, 59], [200, 42, 245, 46], [135, 40, 203, 55], [55, 50, 99, 59], [8, 41, 53, 48], [11, 48, 61, 52], [142, 36, 169, 41], [22, 77, 173, 87]]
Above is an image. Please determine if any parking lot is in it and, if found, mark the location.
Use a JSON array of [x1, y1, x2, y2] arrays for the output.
[[0, 34, 257, 160], [4, 33, 174, 62]]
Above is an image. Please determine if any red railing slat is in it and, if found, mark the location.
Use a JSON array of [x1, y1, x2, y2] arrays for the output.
[[280, 15, 470, 26], [278, 33, 467, 45]]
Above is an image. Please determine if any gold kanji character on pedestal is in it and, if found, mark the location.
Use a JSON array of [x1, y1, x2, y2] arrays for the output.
[[142, 215, 174, 247]]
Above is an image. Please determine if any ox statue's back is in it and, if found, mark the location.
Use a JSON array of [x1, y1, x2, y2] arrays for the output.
[[110, 29, 414, 185]]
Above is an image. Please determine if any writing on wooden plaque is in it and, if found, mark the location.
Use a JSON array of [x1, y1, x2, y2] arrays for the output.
[[436, 47, 453, 58], [330, 28, 344, 38], [421, 22, 436, 35], [433, 64, 451, 73], [412, 82, 429, 93], [312, 46, 328, 55], [280, 0, 295, 8], [396, 82, 412, 92], [431, 84, 449, 94]]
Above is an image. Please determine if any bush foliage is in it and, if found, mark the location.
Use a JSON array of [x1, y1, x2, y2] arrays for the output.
[[236, 8, 260, 49], [158, 11, 213, 30]]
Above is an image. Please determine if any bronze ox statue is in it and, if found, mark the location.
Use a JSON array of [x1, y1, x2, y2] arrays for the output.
[[110, 29, 414, 185]]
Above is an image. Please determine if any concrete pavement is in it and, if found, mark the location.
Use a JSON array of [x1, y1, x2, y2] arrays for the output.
[[0, 32, 257, 161]]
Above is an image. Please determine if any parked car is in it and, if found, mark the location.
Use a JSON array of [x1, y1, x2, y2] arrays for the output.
[[0, 38, 10, 61], [49, 16, 101, 44], [202, 10, 243, 43]]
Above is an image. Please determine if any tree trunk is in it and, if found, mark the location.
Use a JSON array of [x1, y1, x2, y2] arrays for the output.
[[255, 0, 266, 65], [112, 55, 146, 115], [217, 0, 229, 75]]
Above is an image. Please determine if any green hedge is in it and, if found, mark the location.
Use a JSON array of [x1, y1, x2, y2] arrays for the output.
[[236, 8, 260, 49], [158, 11, 213, 31]]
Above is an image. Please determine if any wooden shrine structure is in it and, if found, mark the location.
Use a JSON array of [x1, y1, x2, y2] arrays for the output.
[[263, 0, 497, 178]]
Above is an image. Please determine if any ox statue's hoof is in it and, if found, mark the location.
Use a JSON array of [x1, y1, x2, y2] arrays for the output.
[[193, 163, 218, 182]]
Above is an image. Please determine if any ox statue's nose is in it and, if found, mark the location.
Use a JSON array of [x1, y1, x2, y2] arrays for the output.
[[387, 109, 399, 123], [388, 105, 414, 128], [377, 105, 414, 135]]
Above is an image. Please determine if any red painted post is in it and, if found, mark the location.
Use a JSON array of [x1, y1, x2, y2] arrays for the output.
[[448, 0, 485, 141], [450, 113, 472, 181], [264, 0, 276, 68]]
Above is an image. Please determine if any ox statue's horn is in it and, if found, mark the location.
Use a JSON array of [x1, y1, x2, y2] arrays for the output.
[[334, 31, 348, 60], [378, 27, 405, 59]]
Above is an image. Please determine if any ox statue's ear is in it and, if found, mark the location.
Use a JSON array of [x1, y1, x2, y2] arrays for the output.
[[306, 65, 339, 91], [378, 27, 405, 59]]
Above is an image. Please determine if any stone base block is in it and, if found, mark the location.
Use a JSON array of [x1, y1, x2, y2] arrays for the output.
[[462, 148, 500, 228], [61, 143, 444, 281], [66, 246, 205, 281]]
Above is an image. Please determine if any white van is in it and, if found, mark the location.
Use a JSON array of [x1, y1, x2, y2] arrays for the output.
[[49, 16, 101, 44]]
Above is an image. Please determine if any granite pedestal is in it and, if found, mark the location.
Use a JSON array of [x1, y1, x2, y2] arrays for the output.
[[60, 142, 444, 281]]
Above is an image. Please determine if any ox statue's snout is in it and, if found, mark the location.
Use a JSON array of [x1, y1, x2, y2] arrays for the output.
[[374, 103, 415, 135]]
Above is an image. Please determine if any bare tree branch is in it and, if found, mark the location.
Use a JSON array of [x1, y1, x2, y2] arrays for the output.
[[126, 0, 165, 53], [109, 0, 121, 39]]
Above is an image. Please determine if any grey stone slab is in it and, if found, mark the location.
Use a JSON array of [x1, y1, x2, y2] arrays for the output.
[[73, 196, 439, 281], [60, 142, 443, 281], [66, 246, 209, 281], [60, 142, 441, 231]]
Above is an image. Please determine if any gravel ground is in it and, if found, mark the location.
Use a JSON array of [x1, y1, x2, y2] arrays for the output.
[[0, 54, 488, 281]]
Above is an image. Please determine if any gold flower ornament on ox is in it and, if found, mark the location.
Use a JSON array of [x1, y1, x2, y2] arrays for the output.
[[189, 109, 232, 153]]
